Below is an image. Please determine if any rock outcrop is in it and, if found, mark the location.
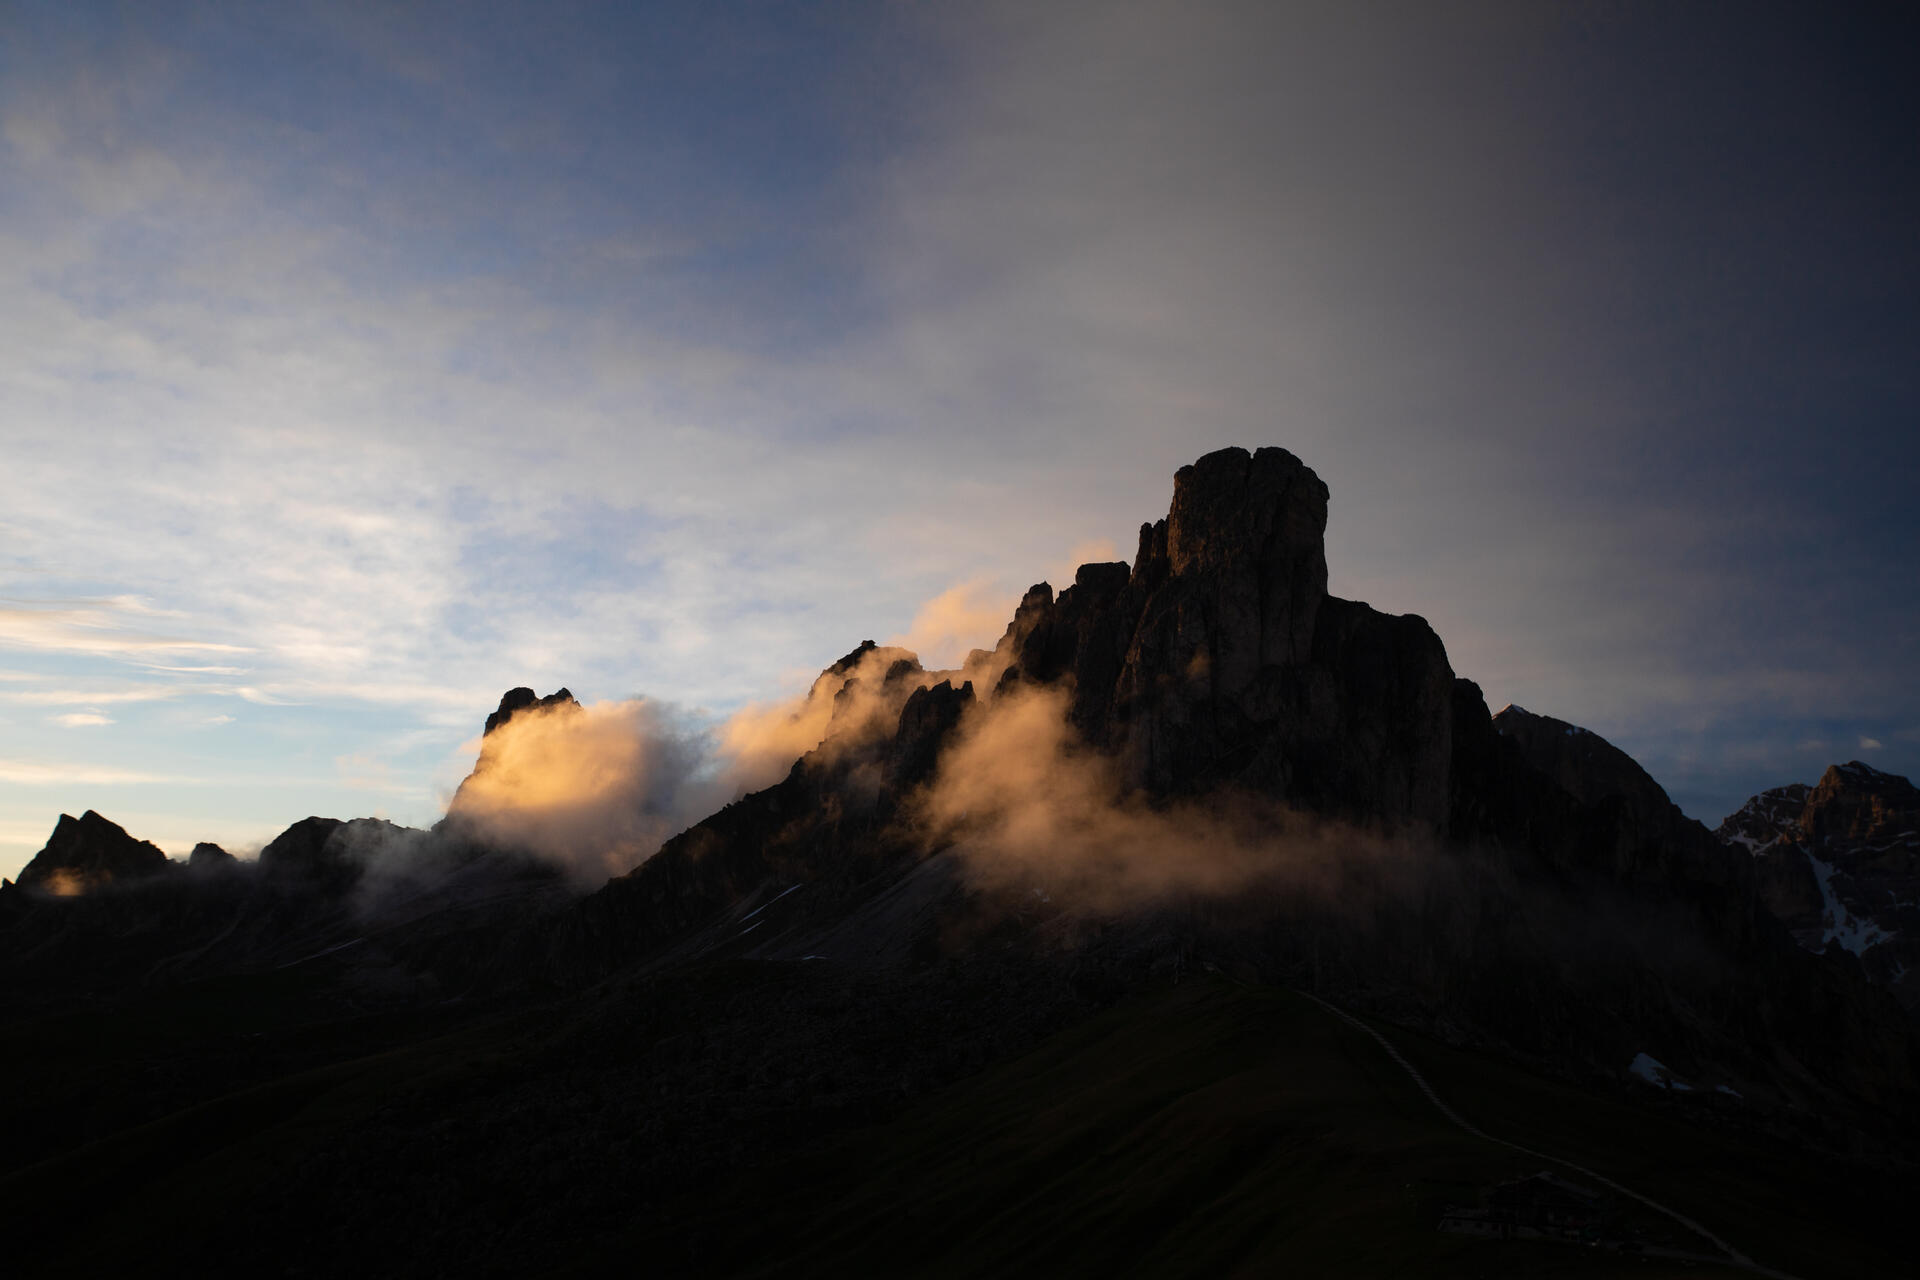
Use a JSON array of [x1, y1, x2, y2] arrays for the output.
[[16, 811, 172, 894]]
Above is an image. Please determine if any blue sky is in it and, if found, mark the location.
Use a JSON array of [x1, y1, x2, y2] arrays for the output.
[[2, 1, 1915, 877]]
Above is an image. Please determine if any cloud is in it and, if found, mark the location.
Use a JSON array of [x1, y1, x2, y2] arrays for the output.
[[888, 579, 1016, 671], [438, 634, 992, 884], [0, 759, 189, 785], [50, 711, 113, 727], [0, 601, 249, 657], [1861, 737, 1884, 751], [442, 697, 718, 883], [904, 682, 1438, 925], [335, 752, 409, 794], [0, 685, 184, 705]]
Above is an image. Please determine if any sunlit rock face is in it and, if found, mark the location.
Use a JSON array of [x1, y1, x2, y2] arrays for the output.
[[15, 811, 172, 895], [1718, 762, 1920, 1009]]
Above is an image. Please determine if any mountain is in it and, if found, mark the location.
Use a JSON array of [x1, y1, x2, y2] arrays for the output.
[[13, 809, 172, 894], [2, 446, 1916, 1278], [1717, 761, 1920, 1009], [535, 449, 1909, 1126]]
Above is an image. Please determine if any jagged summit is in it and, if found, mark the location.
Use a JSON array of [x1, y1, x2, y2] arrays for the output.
[[988, 444, 1453, 823], [484, 686, 577, 735], [15, 810, 172, 894]]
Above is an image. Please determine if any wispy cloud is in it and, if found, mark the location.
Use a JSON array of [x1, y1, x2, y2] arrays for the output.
[[0, 686, 184, 706], [0, 759, 191, 786], [50, 711, 114, 727], [0, 602, 249, 657]]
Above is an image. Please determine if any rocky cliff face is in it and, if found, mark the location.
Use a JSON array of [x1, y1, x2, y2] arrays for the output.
[[1718, 763, 1920, 1009], [997, 446, 1455, 825]]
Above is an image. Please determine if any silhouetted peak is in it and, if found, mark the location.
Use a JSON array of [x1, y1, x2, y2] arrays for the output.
[[1165, 445, 1328, 583], [17, 810, 172, 894], [827, 641, 879, 676], [1492, 704, 1674, 825], [1071, 560, 1131, 601], [484, 686, 578, 736], [188, 842, 235, 870]]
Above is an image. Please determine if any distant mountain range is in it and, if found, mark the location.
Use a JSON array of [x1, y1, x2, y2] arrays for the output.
[[3, 446, 1915, 1278]]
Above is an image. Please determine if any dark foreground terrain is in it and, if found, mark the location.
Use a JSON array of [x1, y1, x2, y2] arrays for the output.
[[3, 961, 1910, 1279]]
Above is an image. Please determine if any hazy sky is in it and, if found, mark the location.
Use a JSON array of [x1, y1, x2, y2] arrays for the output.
[[2, 1, 1915, 877]]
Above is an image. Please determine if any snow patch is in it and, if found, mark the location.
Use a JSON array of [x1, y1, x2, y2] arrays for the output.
[[1804, 850, 1889, 956], [1723, 831, 1780, 855], [1628, 1053, 1692, 1091]]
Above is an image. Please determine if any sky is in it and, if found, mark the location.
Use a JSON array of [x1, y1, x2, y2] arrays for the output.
[[1, 1, 1915, 878]]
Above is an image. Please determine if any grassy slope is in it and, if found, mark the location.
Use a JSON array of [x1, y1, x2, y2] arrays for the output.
[[2, 973, 1907, 1278]]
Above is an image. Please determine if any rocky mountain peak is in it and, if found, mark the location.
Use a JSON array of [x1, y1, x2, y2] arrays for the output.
[[188, 842, 235, 870], [1806, 762, 1920, 845], [882, 444, 1452, 825], [826, 640, 880, 676], [1717, 763, 1920, 1010], [1490, 704, 1675, 833], [484, 686, 578, 736], [16, 810, 172, 895], [1166, 447, 1327, 579]]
